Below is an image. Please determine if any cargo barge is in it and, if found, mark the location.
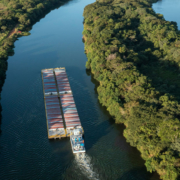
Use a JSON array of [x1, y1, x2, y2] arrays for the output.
[[41, 67, 85, 153]]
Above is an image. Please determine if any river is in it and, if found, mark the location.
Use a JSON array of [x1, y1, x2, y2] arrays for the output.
[[0, 0, 178, 179], [152, 0, 180, 29]]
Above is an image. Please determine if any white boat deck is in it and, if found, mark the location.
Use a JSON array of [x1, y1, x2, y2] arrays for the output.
[[70, 128, 85, 153]]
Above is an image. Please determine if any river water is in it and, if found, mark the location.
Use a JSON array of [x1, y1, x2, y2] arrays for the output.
[[0, 0, 177, 179], [152, 0, 180, 29]]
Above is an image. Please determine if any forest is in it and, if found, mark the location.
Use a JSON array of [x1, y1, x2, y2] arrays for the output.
[[0, 0, 69, 132], [83, 0, 180, 179]]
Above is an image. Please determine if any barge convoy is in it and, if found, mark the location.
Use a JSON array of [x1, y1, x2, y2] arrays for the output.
[[41, 68, 85, 153]]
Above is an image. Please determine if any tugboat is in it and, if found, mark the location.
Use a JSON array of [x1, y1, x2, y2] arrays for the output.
[[70, 126, 85, 153]]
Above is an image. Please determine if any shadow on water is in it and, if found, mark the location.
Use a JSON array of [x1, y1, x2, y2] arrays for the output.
[[86, 69, 113, 122], [0, 107, 1, 134], [85, 69, 160, 180], [118, 166, 160, 180], [115, 124, 160, 180], [66, 66, 110, 152], [0, 0, 72, 134]]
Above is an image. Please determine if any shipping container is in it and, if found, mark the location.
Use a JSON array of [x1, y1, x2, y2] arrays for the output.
[[42, 69, 66, 139]]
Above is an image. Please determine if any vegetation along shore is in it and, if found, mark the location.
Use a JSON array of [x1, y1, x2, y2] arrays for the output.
[[0, 0, 70, 132], [83, 0, 180, 179]]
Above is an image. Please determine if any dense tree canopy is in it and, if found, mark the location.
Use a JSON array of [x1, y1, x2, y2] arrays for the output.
[[0, 0, 67, 91], [83, 0, 180, 179]]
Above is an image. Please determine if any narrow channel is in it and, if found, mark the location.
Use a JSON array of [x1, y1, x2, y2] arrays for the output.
[[0, 0, 177, 179]]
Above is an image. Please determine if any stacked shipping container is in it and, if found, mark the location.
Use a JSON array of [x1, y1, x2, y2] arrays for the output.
[[54, 69, 72, 94], [42, 69, 57, 96], [45, 95, 64, 129], [42, 69, 65, 138], [42, 68, 83, 139], [54, 68, 81, 130], [60, 94, 81, 129]]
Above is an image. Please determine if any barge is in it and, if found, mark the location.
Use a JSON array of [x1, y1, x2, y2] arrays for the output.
[[41, 67, 85, 153]]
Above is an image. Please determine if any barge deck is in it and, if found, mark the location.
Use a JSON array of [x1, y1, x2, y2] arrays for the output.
[[41, 67, 85, 153]]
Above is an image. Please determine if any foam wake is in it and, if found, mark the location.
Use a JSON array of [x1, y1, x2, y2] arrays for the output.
[[74, 153, 99, 180]]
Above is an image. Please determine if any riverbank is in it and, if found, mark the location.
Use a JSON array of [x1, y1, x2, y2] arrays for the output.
[[83, 0, 180, 179], [0, 0, 163, 178], [0, 0, 70, 132]]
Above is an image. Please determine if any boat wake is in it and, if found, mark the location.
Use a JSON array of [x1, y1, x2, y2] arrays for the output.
[[74, 153, 99, 180]]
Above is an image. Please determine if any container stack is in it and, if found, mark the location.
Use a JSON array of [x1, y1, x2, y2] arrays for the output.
[[44, 95, 65, 138], [42, 69, 58, 96], [42, 69, 66, 139], [54, 68, 72, 94], [60, 94, 81, 135], [42, 67, 83, 139]]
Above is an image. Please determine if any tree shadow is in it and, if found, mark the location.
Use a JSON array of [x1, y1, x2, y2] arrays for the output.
[[117, 166, 160, 180], [123, 16, 180, 104]]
